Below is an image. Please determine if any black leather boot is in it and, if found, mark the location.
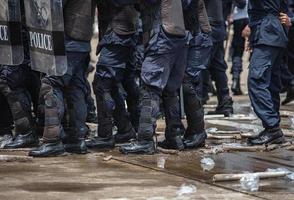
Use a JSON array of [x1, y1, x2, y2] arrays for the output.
[[282, 88, 294, 105], [86, 136, 115, 149], [231, 78, 243, 95], [4, 131, 39, 149], [120, 140, 155, 154], [86, 110, 98, 124], [183, 131, 207, 149], [247, 127, 285, 146], [115, 128, 136, 144], [28, 141, 65, 157], [64, 138, 88, 154], [207, 96, 234, 117], [158, 125, 185, 150]]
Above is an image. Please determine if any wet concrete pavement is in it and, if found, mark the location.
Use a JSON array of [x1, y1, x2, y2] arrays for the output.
[[0, 150, 261, 200], [0, 95, 293, 200]]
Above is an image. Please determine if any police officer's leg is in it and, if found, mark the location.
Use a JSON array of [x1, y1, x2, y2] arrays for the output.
[[123, 67, 140, 132], [0, 94, 13, 147], [157, 45, 187, 150], [112, 86, 136, 144], [182, 73, 206, 148], [120, 53, 173, 154], [231, 19, 248, 95], [248, 45, 284, 145], [0, 66, 38, 149], [84, 55, 97, 123], [63, 52, 89, 154], [85, 79, 97, 123], [208, 42, 233, 116], [92, 73, 115, 148], [28, 76, 67, 157]]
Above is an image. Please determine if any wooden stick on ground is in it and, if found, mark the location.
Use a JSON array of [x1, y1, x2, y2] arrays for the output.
[[0, 155, 33, 162], [157, 147, 179, 155], [222, 144, 279, 152], [208, 130, 242, 134], [213, 171, 289, 182], [207, 134, 241, 140]]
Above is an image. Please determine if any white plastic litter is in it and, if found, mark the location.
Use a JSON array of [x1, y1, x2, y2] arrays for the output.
[[267, 168, 294, 181], [176, 183, 197, 196], [206, 127, 218, 133], [200, 157, 215, 171], [290, 116, 294, 129], [157, 156, 167, 169], [240, 173, 259, 192]]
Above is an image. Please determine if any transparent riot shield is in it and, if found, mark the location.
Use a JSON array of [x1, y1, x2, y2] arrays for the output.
[[24, 0, 67, 76], [0, 0, 24, 65]]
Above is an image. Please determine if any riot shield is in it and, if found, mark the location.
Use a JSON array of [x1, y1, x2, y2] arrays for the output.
[[0, 0, 24, 65], [24, 0, 67, 76]]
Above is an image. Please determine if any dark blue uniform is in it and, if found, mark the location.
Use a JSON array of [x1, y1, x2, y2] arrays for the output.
[[182, 0, 212, 149], [204, 0, 234, 116], [120, 0, 190, 153], [39, 38, 90, 143], [92, 1, 139, 147], [248, 0, 288, 129]]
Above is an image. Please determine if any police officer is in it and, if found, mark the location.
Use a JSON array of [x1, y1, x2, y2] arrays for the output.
[[205, 0, 234, 117], [88, 0, 139, 149], [230, 0, 248, 95], [120, 0, 190, 154], [182, 0, 212, 149], [29, 0, 96, 157], [247, 0, 288, 145], [281, 0, 294, 105], [0, 2, 39, 149]]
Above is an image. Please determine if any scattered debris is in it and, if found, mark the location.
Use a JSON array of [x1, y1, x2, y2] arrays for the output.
[[266, 168, 294, 181], [213, 171, 290, 182], [207, 134, 241, 140], [240, 173, 259, 192], [103, 155, 113, 162], [176, 183, 197, 196], [207, 128, 241, 135], [207, 120, 294, 137], [0, 155, 33, 162], [200, 146, 224, 154], [0, 135, 13, 149], [157, 147, 179, 155], [157, 156, 167, 169], [290, 116, 294, 129], [200, 157, 215, 171]]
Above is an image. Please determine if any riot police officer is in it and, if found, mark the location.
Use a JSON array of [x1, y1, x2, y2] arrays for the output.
[[182, 0, 212, 149], [0, 1, 39, 149], [120, 0, 190, 154], [88, 0, 139, 149], [247, 0, 288, 145], [29, 0, 96, 157], [205, 0, 234, 117]]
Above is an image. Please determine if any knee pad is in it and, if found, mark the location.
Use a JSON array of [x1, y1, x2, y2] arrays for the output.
[[0, 79, 33, 133]]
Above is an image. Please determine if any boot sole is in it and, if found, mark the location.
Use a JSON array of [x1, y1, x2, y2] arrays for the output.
[[120, 148, 155, 155], [29, 149, 66, 157]]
